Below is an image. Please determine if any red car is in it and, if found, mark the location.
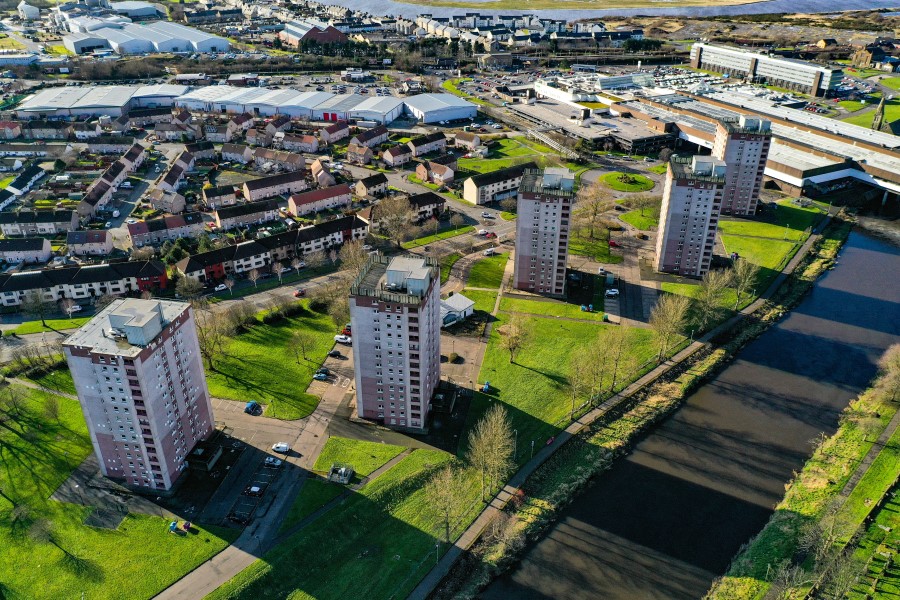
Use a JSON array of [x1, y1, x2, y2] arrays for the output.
[[609, 240, 621, 248], [293, 289, 306, 297]]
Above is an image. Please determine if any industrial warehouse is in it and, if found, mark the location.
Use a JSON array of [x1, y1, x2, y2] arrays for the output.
[[173, 88, 476, 124], [63, 21, 230, 55], [16, 84, 190, 118]]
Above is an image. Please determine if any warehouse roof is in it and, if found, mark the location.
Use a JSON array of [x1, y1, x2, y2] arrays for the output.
[[350, 95, 404, 114], [404, 93, 476, 113]]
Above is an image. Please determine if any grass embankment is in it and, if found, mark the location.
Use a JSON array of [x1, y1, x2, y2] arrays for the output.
[[441, 78, 486, 106], [205, 302, 337, 420], [207, 449, 483, 600], [402, 226, 475, 249], [600, 172, 655, 193], [568, 232, 624, 264], [441, 252, 462, 285], [27, 364, 77, 396], [458, 138, 563, 175], [444, 215, 855, 599], [12, 317, 92, 335], [278, 437, 407, 533], [0, 384, 237, 600]]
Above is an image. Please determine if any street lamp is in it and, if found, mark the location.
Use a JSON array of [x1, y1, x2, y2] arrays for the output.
[[530, 440, 535, 459], [513, 429, 518, 460], [690, 329, 695, 343], [435, 542, 440, 566]]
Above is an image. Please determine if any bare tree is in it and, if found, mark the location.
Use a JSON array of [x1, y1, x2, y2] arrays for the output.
[[377, 195, 416, 247], [499, 197, 517, 215], [20, 291, 53, 328], [425, 463, 467, 543], [273, 261, 287, 285], [629, 194, 661, 219], [328, 296, 350, 329], [289, 331, 316, 363], [131, 246, 156, 261], [223, 278, 236, 297], [606, 326, 638, 395], [175, 277, 203, 300], [694, 269, 733, 331], [732, 258, 761, 309], [95, 293, 120, 309], [649, 294, 691, 362], [247, 268, 261, 289], [575, 182, 614, 240], [328, 249, 339, 267], [194, 305, 234, 371], [450, 213, 465, 231], [303, 250, 327, 271], [876, 344, 900, 403], [657, 147, 674, 163], [59, 298, 79, 319], [338, 239, 369, 279], [43, 395, 60, 422], [222, 301, 256, 332], [569, 354, 593, 419], [498, 315, 528, 364], [466, 404, 514, 501]]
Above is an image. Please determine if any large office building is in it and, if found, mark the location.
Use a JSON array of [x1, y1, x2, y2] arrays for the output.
[[513, 168, 575, 297], [63, 299, 214, 491], [349, 255, 441, 431], [690, 43, 843, 97], [712, 116, 772, 215], [655, 155, 727, 278]]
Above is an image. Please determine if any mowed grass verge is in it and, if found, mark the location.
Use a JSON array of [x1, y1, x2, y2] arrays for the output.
[[466, 253, 507, 289], [601, 172, 655, 192], [205, 303, 337, 420], [207, 449, 483, 600], [12, 317, 93, 335], [312, 436, 406, 477], [619, 208, 659, 231], [401, 225, 475, 249], [0, 384, 237, 600], [469, 314, 656, 465]]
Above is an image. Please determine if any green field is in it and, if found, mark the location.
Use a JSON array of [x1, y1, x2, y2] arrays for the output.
[[466, 254, 507, 289], [600, 172, 655, 193], [619, 208, 659, 231], [12, 317, 92, 335], [401, 225, 475, 249], [205, 303, 337, 420], [878, 76, 900, 90], [0, 36, 24, 51], [278, 480, 344, 534], [842, 96, 900, 127], [717, 200, 824, 241], [839, 99, 870, 112], [459, 288, 498, 313], [648, 164, 668, 174], [26, 364, 77, 396], [470, 314, 656, 461], [499, 296, 605, 320], [0, 385, 237, 600], [207, 449, 481, 600], [458, 138, 559, 175], [312, 437, 406, 477], [0, 175, 14, 188], [441, 78, 486, 106]]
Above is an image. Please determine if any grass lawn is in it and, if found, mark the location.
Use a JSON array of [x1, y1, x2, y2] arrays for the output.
[[0, 384, 237, 600], [877, 75, 900, 90], [842, 97, 900, 126], [26, 364, 77, 396], [466, 254, 507, 289], [500, 211, 516, 221], [648, 164, 668, 174], [401, 225, 474, 249], [214, 169, 260, 187], [440, 252, 461, 284], [717, 200, 824, 241], [12, 317, 92, 335], [440, 78, 486, 106], [207, 449, 482, 600], [46, 44, 74, 56], [720, 236, 798, 272], [568, 232, 624, 264], [499, 296, 605, 320], [312, 436, 406, 477], [0, 36, 24, 50], [407, 174, 441, 191], [0, 175, 14, 188], [469, 315, 656, 464], [277, 480, 344, 534], [458, 157, 529, 173], [601, 172, 655, 193], [460, 288, 498, 313], [619, 209, 659, 231], [839, 99, 870, 112], [205, 303, 337, 420]]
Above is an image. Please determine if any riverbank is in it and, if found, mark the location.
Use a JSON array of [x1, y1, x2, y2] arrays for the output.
[[433, 215, 856, 599]]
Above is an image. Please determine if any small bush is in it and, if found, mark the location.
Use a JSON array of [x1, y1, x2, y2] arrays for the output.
[[449, 352, 460, 363]]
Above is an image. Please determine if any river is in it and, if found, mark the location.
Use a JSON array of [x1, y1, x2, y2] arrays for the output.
[[323, 0, 900, 22], [480, 229, 900, 600]]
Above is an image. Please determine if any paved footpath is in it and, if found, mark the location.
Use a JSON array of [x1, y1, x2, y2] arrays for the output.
[[408, 214, 834, 600]]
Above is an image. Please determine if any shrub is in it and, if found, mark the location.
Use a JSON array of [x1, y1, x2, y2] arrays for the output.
[[449, 352, 460, 363]]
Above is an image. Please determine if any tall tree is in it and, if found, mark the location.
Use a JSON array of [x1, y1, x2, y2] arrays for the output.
[[569, 354, 593, 419], [731, 258, 760, 309], [338, 239, 369, 279], [377, 195, 416, 248], [606, 326, 638, 396], [175, 277, 203, 300], [498, 315, 529, 364], [425, 463, 467, 543], [194, 305, 234, 371], [273, 261, 287, 285], [20, 290, 52, 328], [223, 278, 236, 297], [303, 250, 327, 271], [466, 404, 514, 501], [247, 268, 261, 289], [649, 293, 691, 362], [694, 269, 733, 331], [450, 213, 465, 231], [575, 182, 614, 240], [289, 331, 316, 363]]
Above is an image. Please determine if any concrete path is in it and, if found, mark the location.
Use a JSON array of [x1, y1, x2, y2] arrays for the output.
[[836, 407, 900, 504], [407, 212, 836, 600], [10, 376, 77, 400]]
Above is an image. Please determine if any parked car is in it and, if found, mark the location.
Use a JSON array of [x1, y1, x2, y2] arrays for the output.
[[328, 349, 342, 358], [481, 212, 494, 219], [483, 248, 496, 256], [264, 457, 283, 467], [334, 334, 352, 344], [244, 401, 262, 415], [214, 283, 227, 292], [316, 367, 330, 375], [293, 289, 305, 297], [605, 289, 620, 298], [313, 373, 329, 381], [362, 244, 373, 251], [244, 485, 264, 497], [272, 442, 290, 453], [609, 240, 621, 248], [477, 229, 488, 235]]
